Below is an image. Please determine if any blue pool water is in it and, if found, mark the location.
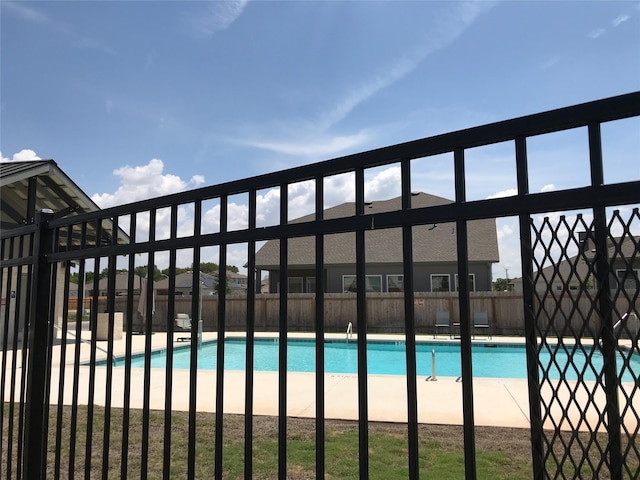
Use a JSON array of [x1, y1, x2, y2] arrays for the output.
[[127, 339, 640, 382]]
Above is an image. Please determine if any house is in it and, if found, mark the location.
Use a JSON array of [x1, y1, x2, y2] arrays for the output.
[[535, 233, 639, 293], [151, 270, 247, 295], [227, 271, 248, 294], [81, 272, 144, 297], [154, 271, 217, 296], [255, 192, 499, 293]]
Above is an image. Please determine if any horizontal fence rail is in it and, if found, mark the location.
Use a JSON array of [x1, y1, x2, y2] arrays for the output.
[[1, 92, 639, 479]]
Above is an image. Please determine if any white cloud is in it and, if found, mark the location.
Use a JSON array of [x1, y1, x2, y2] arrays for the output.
[[325, 172, 357, 208], [611, 14, 630, 27], [284, 181, 324, 221], [541, 56, 561, 70], [191, 174, 205, 186], [487, 188, 517, 199], [182, 0, 248, 38], [0, 149, 42, 162], [586, 12, 630, 41], [255, 188, 281, 228], [4, 2, 115, 55], [90, 158, 205, 208], [497, 223, 514, 241], [365, 166, 402, 201], [540, 184, 555, 193], [2, 2, 52, 25], [320, 54, 425, 130], [493, 218, 521, 279], [246, 131, 371, 158]]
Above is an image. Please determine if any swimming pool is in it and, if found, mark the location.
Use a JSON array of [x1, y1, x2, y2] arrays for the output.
[[126, 338, 640, 382]]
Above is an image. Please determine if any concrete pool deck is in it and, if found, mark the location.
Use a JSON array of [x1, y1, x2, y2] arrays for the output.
[[5, 330, 639, 432]]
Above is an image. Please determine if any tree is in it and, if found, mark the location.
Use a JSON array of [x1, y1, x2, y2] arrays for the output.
[[213, 274, 232, 294], [198, 262, 219, 274], [134, 265, 163, 281], [493, 278, 509, 292], [134, 266, 148, 279], [161, 267, 190, 277], [190, 262, 239, 274], [99, 267, 125, 279]]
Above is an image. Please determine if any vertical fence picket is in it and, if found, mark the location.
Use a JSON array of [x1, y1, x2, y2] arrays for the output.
[[454, 148, 478, 479], [121, 214, 136, 479], [84, 254, 101, 479], [244, 189, 257, 479], [401, 159, 420, 479], [141, 209, 156, 480], [162, 205, 178, 480], [278, 184, 288, 479], [215, 195, 228, 480], [0, 237, 10, 478], [515, 135, 545, 479], [187, 200, 202, 480], [315, 176, 326, 479], [14, 236, 29, 480], [354, 167, 369, 479]]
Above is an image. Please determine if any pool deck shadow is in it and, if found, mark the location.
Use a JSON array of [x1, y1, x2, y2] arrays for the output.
[[12, 331, 638, 433]]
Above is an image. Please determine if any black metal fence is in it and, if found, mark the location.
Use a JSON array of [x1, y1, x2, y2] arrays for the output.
[[2, 92, 639, 479]]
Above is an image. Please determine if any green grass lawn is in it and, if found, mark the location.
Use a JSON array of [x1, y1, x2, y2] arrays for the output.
[[2, 404, 637, 478], [2, 405, 531, 479]]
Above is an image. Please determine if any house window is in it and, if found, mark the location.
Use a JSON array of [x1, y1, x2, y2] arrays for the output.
[[288, 277, 304, 294], [431, 274, 450, 292], [454, 274, 476, 292], [387, 274, 404, 292], [342, 275, 383, 293], [343, 275, 357, 293], [306, 277, 316, 293], [616, 269, 640, 289]]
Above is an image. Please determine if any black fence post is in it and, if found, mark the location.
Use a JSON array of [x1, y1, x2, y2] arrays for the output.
[[23, 209, 55, 479]]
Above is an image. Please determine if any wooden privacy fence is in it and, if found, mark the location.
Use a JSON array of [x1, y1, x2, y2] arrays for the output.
[[89, 291, 639, 337]]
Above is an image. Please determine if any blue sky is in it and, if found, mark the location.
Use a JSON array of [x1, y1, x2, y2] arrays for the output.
[[2, 1, 639, 277]]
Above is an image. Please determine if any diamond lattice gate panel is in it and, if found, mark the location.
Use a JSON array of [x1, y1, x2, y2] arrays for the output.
[[528, 208, 639, 479]]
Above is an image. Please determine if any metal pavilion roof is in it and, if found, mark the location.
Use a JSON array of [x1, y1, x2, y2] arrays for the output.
[[0, 159, 128, 248]]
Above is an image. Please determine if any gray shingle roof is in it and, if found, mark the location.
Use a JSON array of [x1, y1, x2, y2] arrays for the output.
[[255, 192, 499, 268], [536, 235, 639, 281]]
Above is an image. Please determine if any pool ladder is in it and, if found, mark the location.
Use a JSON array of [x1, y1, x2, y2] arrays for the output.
[[426, 349, 437, 381], [346, 321, 353, 341]]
